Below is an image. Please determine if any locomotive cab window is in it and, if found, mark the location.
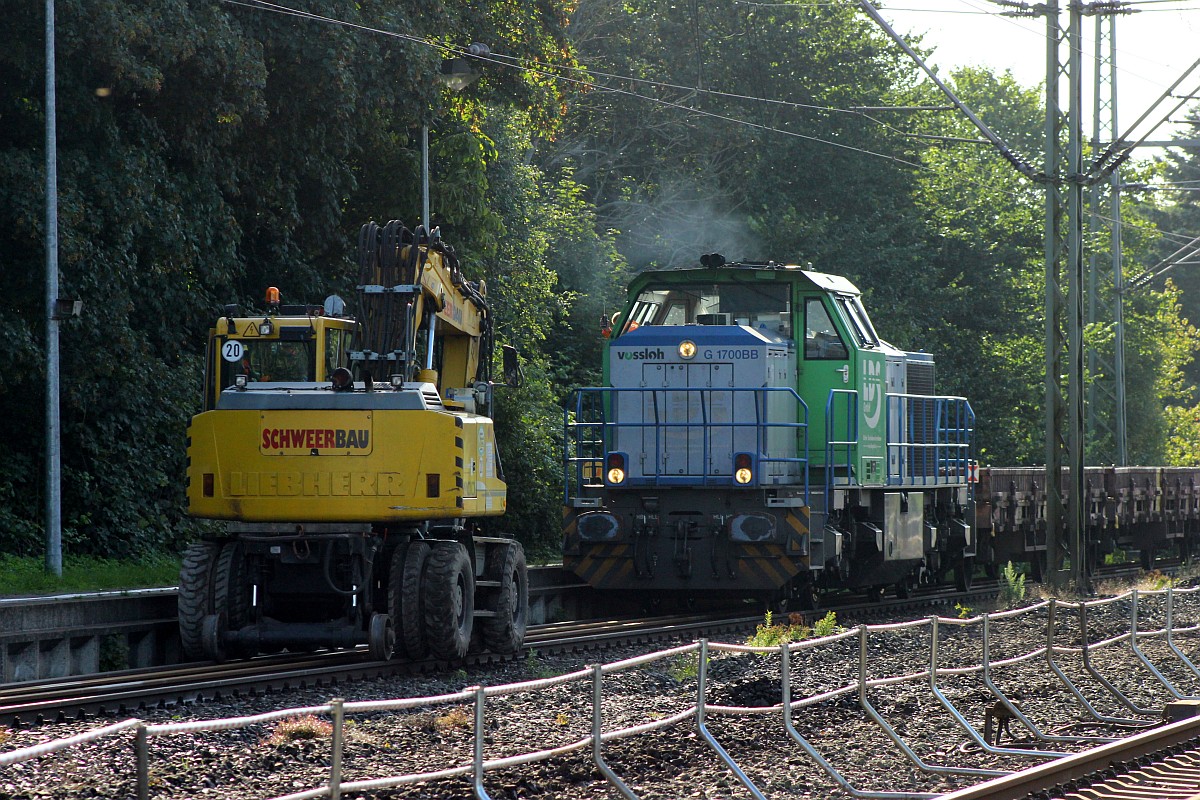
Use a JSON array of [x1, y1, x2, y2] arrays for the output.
[[804, 298, 848, 360], [621, 283, 791, 338], [837, 295, 880, 348]]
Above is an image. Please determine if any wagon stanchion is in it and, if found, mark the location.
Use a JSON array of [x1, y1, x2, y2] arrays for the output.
[[1078, 596, 1158, 717], [781, 642, 937, 799], [855, 622, 1006, 778], [592, 663, 639, 800], [927, 615, 1066, 759], [695, 639, 767, 800]]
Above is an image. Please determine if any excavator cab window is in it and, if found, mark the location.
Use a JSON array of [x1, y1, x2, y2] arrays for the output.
[[325, 329, 352, 379], [207, 339, 316, 406], [258, 340, 315, 382]]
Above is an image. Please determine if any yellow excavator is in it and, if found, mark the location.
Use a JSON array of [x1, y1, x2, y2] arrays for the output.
[[181, 221, 527, 662]]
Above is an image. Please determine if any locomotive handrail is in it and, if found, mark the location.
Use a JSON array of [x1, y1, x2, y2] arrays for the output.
[[884, 393, 975, 488], [824, 389, 859, 511], [563, 386, 809, 504]]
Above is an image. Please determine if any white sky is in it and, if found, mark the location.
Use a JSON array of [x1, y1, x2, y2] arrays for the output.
[[875, 0, 1200, 146]]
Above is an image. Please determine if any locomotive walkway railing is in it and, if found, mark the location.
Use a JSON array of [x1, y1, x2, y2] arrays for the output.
[[4, 587, 1199, 800], [884, 394, 975, 487], [563, 386, 809, 502], [824, 391, 975, 514]]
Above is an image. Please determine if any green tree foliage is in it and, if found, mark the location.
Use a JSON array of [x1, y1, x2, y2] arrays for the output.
[[555, 0, 925, 274], [906, 69, 1050, 464], [0, 0, 576, 556], [3, 0, 1197, 564]]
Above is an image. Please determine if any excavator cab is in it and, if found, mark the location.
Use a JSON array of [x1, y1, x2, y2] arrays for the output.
[[201, 294, 356, 412]]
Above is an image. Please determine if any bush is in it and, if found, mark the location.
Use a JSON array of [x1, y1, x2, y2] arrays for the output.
[[746, 610, 840, 648], [1000, 561, 1026, 607]]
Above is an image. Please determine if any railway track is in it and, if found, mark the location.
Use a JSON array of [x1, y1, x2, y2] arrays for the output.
[[0, 584, 999, 729], [0, 612, 764, 728], [941, 712, 1200, 800], [7, 584, 1200, 800]]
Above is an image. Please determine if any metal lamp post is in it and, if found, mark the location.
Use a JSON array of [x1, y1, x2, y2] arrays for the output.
[[421, 44, 488, 228]]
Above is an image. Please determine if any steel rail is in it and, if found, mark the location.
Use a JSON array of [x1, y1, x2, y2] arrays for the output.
[[938, 714, 1200, 800]]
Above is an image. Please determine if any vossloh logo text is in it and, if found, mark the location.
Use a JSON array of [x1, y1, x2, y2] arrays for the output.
[[615, 348, 666, 361]]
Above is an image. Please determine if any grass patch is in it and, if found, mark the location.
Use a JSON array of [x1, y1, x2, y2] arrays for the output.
[[264, 715, 333, 746], [746, 610, 841, 648], [523, 649, 557, 679], [667, 653, 700, 682], [410, 707, 472, 733], [0, 553, 180, 596]]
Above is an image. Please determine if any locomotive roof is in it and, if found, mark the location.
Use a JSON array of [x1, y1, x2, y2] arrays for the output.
[[633, 261, 862, 297]]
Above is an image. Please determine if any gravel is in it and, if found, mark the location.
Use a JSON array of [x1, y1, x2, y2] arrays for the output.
[[4, 588, 1200, 800]]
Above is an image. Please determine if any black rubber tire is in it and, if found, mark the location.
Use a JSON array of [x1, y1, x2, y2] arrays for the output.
[[481, 541, 529, 655], [374, 534, 406, 613], [395, 541, 431, 660], [179, 541, 220, 660], [213, 540, 254, 658], [423, 541, 475, 661]]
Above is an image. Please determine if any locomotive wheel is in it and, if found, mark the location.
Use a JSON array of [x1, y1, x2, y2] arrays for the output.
[[793, 577, 818, 612], [955, 556, 975, 592], [392, 541, 431, 660], [213, 540, 254, 658], [481, 541, 529, 655], [368, 613, 396, 661], [423, 541, 475, 661], [178, 541, 220, 660]]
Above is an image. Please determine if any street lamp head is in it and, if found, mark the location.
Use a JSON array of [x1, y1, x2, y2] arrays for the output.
[[437, 58, 480, 91], [436, 44, 489, 92]]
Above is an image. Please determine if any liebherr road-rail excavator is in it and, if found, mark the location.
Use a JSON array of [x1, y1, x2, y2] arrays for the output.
[[181, 221, 528, 662]]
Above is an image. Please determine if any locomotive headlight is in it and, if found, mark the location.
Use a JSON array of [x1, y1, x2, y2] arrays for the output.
[[606, 452, 628, 485], [733, 452, 754, 485], [678, 340, 697, 360]]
